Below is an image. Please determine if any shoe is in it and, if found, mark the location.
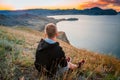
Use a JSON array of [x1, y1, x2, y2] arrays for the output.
[[66, 57, 71, 62], [78, 60, 85, 68]]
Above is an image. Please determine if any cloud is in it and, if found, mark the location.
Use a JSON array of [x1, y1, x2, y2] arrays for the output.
[[78, 0, 120, 12], [99, 0, 120, 6]]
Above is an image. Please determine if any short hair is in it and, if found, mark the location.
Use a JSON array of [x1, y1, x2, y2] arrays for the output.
[[44, 23, 58, 38]]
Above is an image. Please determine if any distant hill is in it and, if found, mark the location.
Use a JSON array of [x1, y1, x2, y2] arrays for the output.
[[0, 7, 118, 16], [0, 13, 58, 31], [81, 7, 117, 15], [0, 7, 118, 33], [118, 12, 120, 14]]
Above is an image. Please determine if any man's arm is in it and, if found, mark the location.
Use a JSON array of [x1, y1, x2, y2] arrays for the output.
[[59, 48, 68, 67]]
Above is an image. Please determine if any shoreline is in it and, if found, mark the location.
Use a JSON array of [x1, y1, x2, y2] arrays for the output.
[[0, 14, 120, 58], [55, 15, 120, 59]]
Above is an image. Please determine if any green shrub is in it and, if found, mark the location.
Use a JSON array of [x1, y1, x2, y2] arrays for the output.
[[0, 39, 20, 79], [103, 74, 117, 80], [0, 30, 23, 79]]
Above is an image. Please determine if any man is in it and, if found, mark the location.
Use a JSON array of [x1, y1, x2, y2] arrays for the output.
[[34, 23, 84, 78]]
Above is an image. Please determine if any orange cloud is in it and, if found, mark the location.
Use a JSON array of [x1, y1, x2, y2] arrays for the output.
[[99, 0, 120, 6], [106, 4, 120, 12], [78, 0, 120, 12], [0, 4, 14, 10]]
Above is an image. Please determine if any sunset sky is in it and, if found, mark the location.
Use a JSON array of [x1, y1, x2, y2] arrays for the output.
[[0, 0, 120, 12]]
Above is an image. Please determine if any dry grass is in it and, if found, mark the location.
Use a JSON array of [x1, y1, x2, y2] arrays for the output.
[[0, 26, 120, 80]]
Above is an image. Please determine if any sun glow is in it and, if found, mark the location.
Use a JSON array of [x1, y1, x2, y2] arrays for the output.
[[0, 0, 120, 12], [0, 4, 14, 10]]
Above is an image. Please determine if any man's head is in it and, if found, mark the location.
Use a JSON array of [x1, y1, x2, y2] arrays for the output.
[[44, 23, 58, 39]]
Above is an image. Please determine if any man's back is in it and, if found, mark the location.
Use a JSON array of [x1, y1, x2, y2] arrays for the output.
[[34, 39, 67, 77]]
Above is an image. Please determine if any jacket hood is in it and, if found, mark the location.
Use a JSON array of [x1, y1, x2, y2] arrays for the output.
[[37, 39, 59, 51]]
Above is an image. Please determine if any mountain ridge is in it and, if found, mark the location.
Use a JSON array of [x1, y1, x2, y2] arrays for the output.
[[0, 7, 118, 15]]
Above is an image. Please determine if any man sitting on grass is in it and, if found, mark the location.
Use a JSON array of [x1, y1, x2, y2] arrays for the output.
[[34, 23, 85, 78]]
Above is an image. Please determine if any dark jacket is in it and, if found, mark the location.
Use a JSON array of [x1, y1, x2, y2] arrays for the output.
[[34, 39, 67, 76]]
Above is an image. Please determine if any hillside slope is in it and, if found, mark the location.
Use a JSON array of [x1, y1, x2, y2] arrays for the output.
[[0, 14, 58, 31], [0, 26, 120, 80]]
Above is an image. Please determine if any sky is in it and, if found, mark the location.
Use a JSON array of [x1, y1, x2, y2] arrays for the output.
[[0, 0, 120, 12]]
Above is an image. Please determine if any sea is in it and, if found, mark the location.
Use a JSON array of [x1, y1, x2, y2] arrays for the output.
[[48, 15, 120, 58]]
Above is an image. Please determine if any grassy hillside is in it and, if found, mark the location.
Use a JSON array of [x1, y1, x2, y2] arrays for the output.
[[0, 26, 120, 80]]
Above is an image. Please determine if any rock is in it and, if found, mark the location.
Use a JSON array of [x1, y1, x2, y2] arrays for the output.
[[66, 18, 78, 21], [57, 31, 70, 44]]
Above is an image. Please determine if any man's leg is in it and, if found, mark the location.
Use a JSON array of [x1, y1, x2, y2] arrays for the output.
[[68, 62, 78, 70], [56, 58, 85, 76], [67, 59, 85, 70]]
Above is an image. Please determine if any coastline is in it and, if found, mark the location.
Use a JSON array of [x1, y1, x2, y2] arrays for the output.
[[0, 13, 120, 58]]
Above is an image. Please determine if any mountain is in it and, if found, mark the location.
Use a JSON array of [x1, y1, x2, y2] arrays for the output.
[[82, 7, 118, 15], [118, 12, 120, 14], [0, 7, 118, 16]]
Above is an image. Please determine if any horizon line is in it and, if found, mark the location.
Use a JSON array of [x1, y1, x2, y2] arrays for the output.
[[0, 7, 119, 12]]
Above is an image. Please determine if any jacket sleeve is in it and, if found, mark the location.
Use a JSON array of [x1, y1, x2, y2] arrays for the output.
[[59, 47, 68, 67]]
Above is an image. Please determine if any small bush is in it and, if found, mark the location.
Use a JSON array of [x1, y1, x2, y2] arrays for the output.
[[0, 30, 23, 79], [103, 74, 117, 80]]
